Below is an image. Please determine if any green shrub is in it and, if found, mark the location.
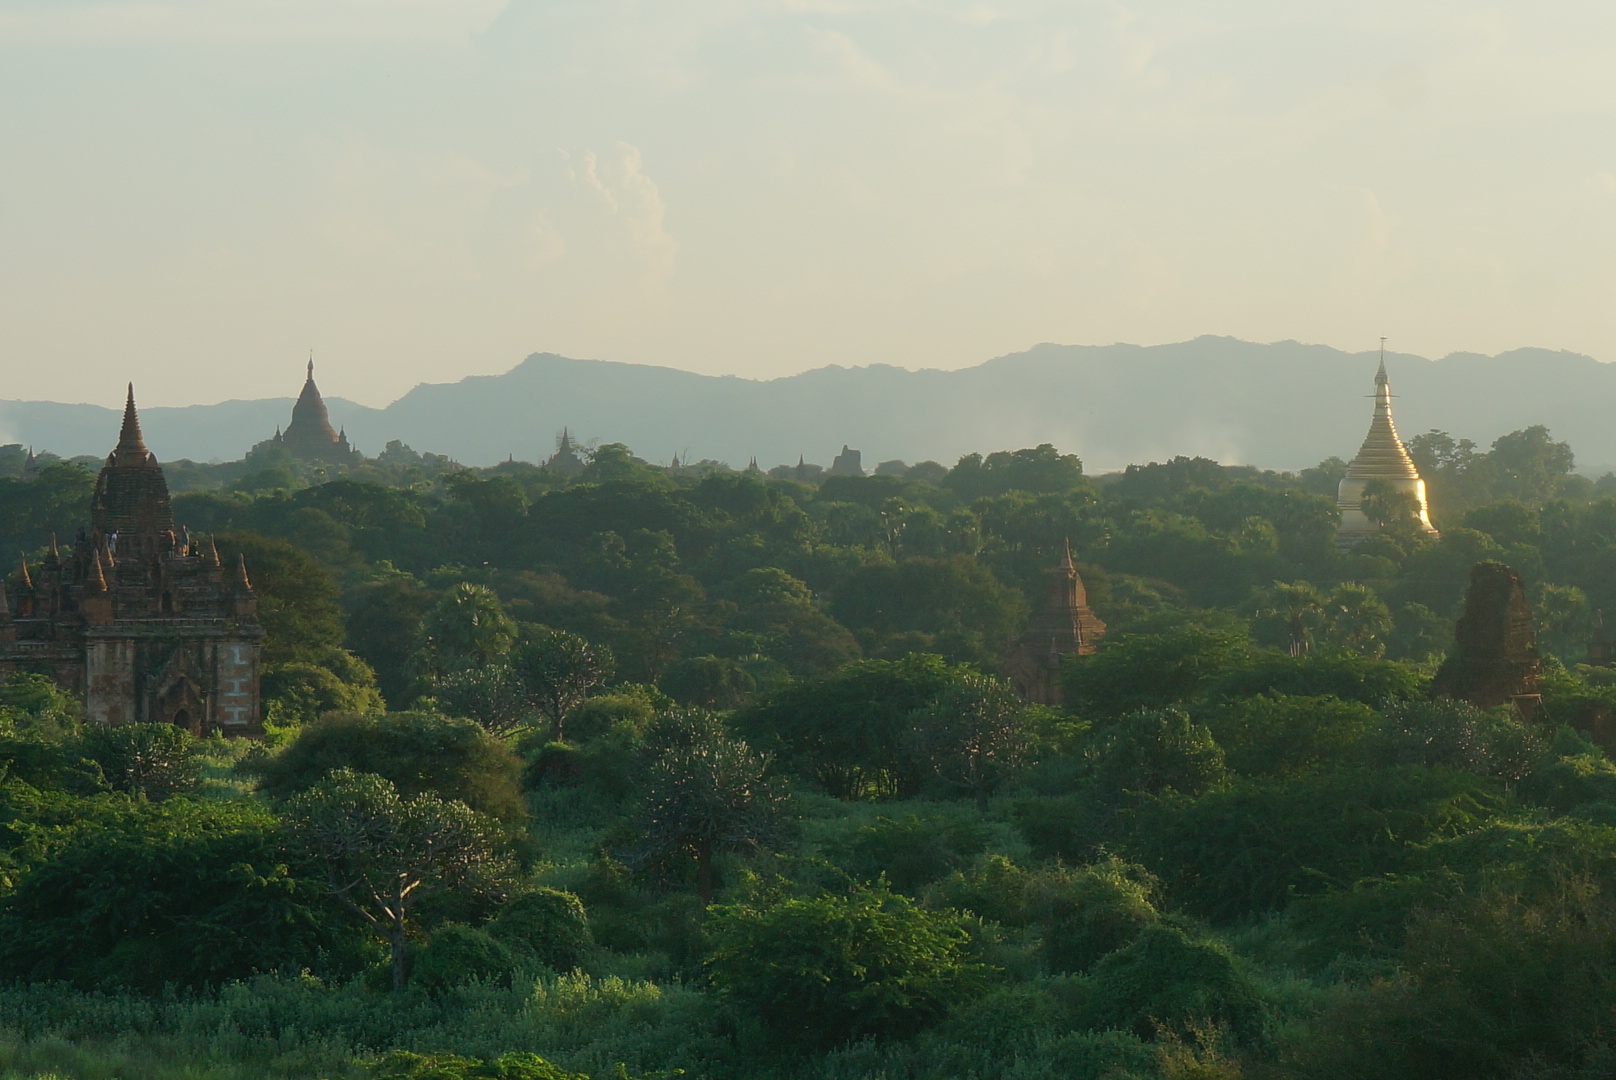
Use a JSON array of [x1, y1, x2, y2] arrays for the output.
[[0, 736, 87, 794], [1209, 651, 1424, 706], [1199, 694, 1379, 778], [929, 854, 1035, 926], [74, 723, 200, 800], [1126, 766, 1500, 922], [0, 796, 352, 989], [255, 711, 526, 824], [262, 654, 386, 727], [820, 811, 992, 893], [1070, 924, 1268, 1044], [1065, 629, 1252, 717], [1092, 708, 1228, 802], [1279, 875, 1616, 1079], [486, 889, 593, 971], [660, 656, 757, 709], [0, 673, 80, 733], [409, 924, 517, 993], [706, 884, 985, 1050], [929, 855, 1160, 974], [560, 684, 670, 745], [371, 1050, 587, 1080], [1362, 698, 1544, 781], [1010, 793, 1109, 864], [1030, 856, 1161, 974], [1267, 874, 1439, 972]]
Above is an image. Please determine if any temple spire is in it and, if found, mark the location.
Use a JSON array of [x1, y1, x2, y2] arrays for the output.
[[115, 383, 149, 461], [87, 550, 108, 595], [16, 556, 30, 590], [234, 553, 253, 591]]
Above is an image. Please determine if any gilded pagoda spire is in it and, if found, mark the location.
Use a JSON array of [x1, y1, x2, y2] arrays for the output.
[[1336, 343, 1439, 543], [1343, 358, 1421, 482]]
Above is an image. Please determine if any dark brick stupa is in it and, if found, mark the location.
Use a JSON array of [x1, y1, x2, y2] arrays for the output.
[[269, 360, 358, 463], [1431, 561, 1541, 717], [1002, 541, 1107, 706], [0, 387, 264, 735]]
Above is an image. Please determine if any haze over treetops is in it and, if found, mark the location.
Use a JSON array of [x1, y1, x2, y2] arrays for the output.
[[1, 337, 1608, 472]]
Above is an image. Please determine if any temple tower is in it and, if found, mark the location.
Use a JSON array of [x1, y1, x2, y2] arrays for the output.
[[1336, 352, 1439, 545], [0, 387, 264, 735], [1002, 541, 1107, 706], [271, 358, 358, 463]]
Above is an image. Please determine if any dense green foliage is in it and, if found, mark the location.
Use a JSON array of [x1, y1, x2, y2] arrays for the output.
[[5, 425, 1616, 1078]]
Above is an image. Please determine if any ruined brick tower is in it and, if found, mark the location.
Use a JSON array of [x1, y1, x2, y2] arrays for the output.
[[1431, 561, 1541, 718], [0, 387, 264, 735], [1002, 541, 1107, 706]]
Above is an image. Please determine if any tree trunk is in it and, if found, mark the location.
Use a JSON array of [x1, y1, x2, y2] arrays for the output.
[[696, 843, 714, 907], [390, 919, 409, 992]]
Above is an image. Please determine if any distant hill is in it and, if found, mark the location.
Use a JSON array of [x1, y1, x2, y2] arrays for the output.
[[2, 338, 1612, 473]]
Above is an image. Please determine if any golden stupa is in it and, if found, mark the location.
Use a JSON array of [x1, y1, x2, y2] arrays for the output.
[[1336, 355, 1439, 544]]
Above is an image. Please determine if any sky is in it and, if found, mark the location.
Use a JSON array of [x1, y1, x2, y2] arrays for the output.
[[3, 0, 1616, 410]]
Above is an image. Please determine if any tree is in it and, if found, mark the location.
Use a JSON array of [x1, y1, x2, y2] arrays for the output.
[[262, 658, 386, 726], [75, 723, 200, 800], [1065, 628, 1252, 717], [1359, 478, 1422, 532], [1320, 583, 1395, 657], [906, 672, 1032, 809], [510, 629, 615, 741], [418, 584, 516, 679], [1199, 694, 1379, 779], [434, 664, 532, 737], [1534, 583, 1591, 661], [719, 567, 860, 676], [1482, 425, 1575, 504], [286, 769, 514, 991], [706, 885, 984, 1049], [631, 719, 784, 904], [737, 654, 972, 799], [1092, 708, 1229, 803], [1249, 581, 1328, 656], [346, 577, 437, 708], [214, 532, 345, 666], [944, 444, 1087, 500], [256, 711, 527, 825], [829, 556, 1027, 667]]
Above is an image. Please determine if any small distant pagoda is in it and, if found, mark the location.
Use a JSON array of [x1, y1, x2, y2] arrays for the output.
[[1336, 349, 1439, 545], [545, 429, 586, 477], [1002, 541, 1107, 706], [266, 359, 358, 463]]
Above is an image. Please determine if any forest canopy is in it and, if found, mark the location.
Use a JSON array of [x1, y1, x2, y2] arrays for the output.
[[0, 425, 1613, 1080]]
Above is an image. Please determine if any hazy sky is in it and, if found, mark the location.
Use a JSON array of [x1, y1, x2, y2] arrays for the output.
[[4, 0, 1616, 409]]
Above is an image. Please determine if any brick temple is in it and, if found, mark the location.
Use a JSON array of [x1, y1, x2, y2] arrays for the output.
[[0, 387, 264, 735], [1002, 541, 1107, 706], [263, 359, 359, 463]]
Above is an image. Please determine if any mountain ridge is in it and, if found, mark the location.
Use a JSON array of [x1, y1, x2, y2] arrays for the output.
[[1, 337, 1610, 473]]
